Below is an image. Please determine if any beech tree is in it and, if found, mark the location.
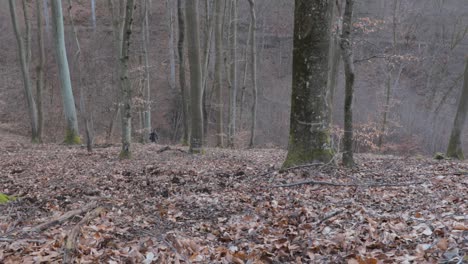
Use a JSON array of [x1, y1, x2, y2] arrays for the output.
[[341, 0, 356, 167], [9, 0, 39, 143], [186, 0, 204, 153], [446, 58, 468, 160], [119, 0, 136, 158], [51, 0, 80, 144], [227, 0, 238, 147], [177, 0, 190, 145], [283, 0, 334, 168], [36, 0, 46, 142], [214, 0, 224, 147], [247, 0, 258, 148]]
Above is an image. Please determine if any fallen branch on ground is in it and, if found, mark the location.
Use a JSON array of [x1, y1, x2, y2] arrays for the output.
[[157, 146, 187, 154], [0, 237, 46, 243], [27, 202, 98, 232], [63, 206, 106, 264], [272, 180, 426, 188]]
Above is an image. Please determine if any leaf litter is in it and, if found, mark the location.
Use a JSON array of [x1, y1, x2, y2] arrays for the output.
[[0, 144, 467, 263]]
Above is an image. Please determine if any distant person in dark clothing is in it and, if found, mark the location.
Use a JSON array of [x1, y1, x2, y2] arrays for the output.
[[149, 129, 159, 143]]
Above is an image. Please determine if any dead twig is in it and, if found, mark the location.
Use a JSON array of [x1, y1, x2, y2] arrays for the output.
[[63, 206, 106, 264], [317, 210, 344, 225], [0, 237, 46, 243], [272, 180, 426, 188], [26, 202, 98, 233]]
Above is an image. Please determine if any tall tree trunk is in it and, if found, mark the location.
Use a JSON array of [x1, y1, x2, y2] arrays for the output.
[[119, 0, 136, 158], [67, 0, 94, 152], [340, 0, 355, 167], [142, 0, 151, 143], [214, 0, 224, 147], [186, 0, 204, 153], [177, 0, 190, 145], [247, 0, 257, 148], [167, 0, 176, 90], [446, 58, 468, 160], [51, 0, 80, 144], [43, 0, 50, 33], [36, 0, 46, 142], [21, 0, 31, 65], [327, 0, 340, 124], [91, 0, 96, 30], [8, 0, 39, 143], [227, 0, 237, 147], [239, 16, 252, 130], [283, 0, 334, 168]]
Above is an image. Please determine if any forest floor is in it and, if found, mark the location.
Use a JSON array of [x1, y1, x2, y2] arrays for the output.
[[0, 141, 467, 263]]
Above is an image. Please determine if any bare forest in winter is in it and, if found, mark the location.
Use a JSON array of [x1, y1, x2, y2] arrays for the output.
[[0, 0, 467, 263]]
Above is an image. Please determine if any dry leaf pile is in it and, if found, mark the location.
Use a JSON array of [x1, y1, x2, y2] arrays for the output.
[[0, 143, 467, 263]]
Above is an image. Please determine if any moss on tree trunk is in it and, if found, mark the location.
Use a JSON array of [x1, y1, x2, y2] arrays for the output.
[[283, 0, 334, 168]]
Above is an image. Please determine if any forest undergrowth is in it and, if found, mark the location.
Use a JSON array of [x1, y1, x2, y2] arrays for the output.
[[0, 141, 467, 263]]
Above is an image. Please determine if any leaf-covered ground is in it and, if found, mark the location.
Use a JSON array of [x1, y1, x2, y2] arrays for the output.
[[0, 142, 467, 263]]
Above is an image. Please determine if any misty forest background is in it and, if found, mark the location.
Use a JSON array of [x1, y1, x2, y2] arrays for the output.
[[1, 0, 467, 154]]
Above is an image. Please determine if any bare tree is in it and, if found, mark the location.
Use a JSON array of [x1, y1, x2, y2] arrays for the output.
[[186, 0, 204, 153], [36, 0, 46, 142], [341, 0, 356, 167], [141, 0, 151, 143], [119, 0, 136, 158], [247, 0, 257, 148], [177, 0, 190, 145], [51, 0, 80, 144], [8, 0, 39, 143], [227, 0, 238, 147], [446, 58, 468, 160], [283, 0, 334, 168], [214, 0, 224, 147]]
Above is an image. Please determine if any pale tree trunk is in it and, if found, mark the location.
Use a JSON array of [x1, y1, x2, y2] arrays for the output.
[[283, 0, 334, 168], [141, 0, 151, 143], [340, 0, 355, 167], [247, 0, 257, 148], [21, 0, 31, 65], [227, 0, 238, 147], [8, 0, 39, 143], [446, 58, 468, 160], [239, 16, 252, 130], [43, 0, 50, 33], [186, 0, 204, 153], [202, 1, 215, 137], [91, 0, 96, 30], [36, 0, 46, 142], [51, 0, 80, 144], [67, 0, 94, 152], [119, 0, 136, 158], [177, 0, 190, 145], [214, 0, 224, 147]]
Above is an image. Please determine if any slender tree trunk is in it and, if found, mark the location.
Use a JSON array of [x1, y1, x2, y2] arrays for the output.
[[340, 0, 355, 167], [91, 0, 96, 30], [327, 0, 340, 124], [142, 0, 151, 143], [228, 0, 238, 147], [43, 0, 50, 33], [21, 0, 31, 65], [177, 0, 190, 145], [186, 0, 204, 153], [119, 0, 136, 158], [67, 0, 94, 152], [51, 0, 80, 144], [167, 0, 176, 90], [214, 0, 224, 147], [202, 2, 215, 138], [283, 0, 334, 168], [8, 0, 39, 143], [239, 16, 252, 130], [36, 0, 46, 142], [247, 0, 257, 148], [446, 58, 468, 160]]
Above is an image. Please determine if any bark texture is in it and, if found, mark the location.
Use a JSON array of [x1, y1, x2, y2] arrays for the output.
[[247, 0, 257, 148], [186, 0, 204, 153], [228, 0, 238, 147], [341, 0, 355, 167], [51, 0, 80, 144], [177, 0, 190, 145], [119, 0, 136, 158], [446, 58, 468, 160], [36, 0, 45, 142], [9, 0, 39, 143], [283, 0, 334, 168], [214, 0, 225, 147]]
